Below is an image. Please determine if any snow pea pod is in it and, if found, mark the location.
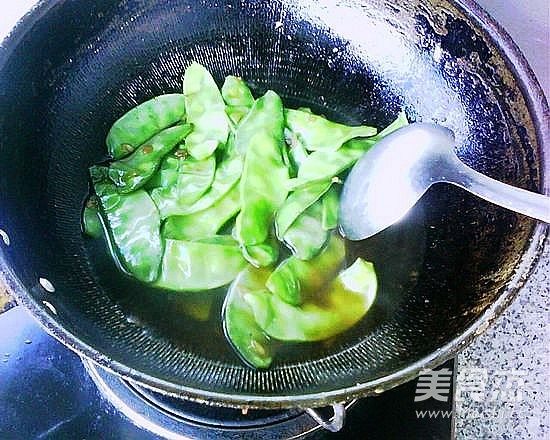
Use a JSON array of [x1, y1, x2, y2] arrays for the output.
[[108, 124, 193, 193], [162, 183, 241, 241], [286, 145, 364, 190], [236, 91, 288, 246], [275, 181, 332, 238], [246, 258, 377, 342], [155, 238, 247, 291], [91, 166, 163, 283], [183, 62, 229, 160], [82, 196, 103, 238], [107, 94, 186, 159], [284, 128, 309, 177], [321, 186, 340, 230], [223, 267, 274, 369], [221, 76, 255, 125], [143, 147, 187, 190], [266, 235, 345, 306], [374, 110, 409, 138], [242, 235, 279, 268], [151, 155, 216, 219], [287, 111, 409, 189], [283, 200, 329, 260], [158, 133, 241, 218], [343, 110, 409, 150], [285, 109, 377, 151]]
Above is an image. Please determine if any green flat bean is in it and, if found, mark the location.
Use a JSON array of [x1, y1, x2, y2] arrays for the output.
[[223, 267, 274, 368], [107, 94, 186, 159], [375, 110, 409, 138], [82, 196, 103, 238], [285, 108, 377, 151], [284, 128, 309, 177], [236, 91, 288, 246], [183, 62, 229, 160], [156, 133, 241, 218], [155, 238, 247, 291], [91, 166, 163, 283], [242, 235, 279, 268], [344, 110, 409, 150], [283, 201, 329, 260], [144, 146, 187, 190], [286, 145, 364, 190], [151, 155, 216, 219], [246, 257, 377, 342], [162, 183, 240, 241], [266, 235, 345, 306], [321, 186, 340, 230], [108, 124, 193, 193], [287, 111, 409, 189], [221, 76, 255, 125], [275, 181, 332, 238]]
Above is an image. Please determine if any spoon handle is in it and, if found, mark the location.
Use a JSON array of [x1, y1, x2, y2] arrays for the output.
[[451, 161, 550, 223]]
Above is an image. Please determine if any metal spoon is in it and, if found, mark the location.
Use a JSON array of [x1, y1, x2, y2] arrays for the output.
[[340, 123, 550, 240]]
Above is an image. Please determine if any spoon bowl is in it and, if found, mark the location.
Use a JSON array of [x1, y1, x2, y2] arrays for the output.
[[340, 123, 550, 240]]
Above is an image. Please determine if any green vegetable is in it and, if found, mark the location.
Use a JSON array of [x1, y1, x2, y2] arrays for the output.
[[321, 186, 340, 230], [284, 128, 309, 177], [285, 108, 377, 151], [246, 257, 377, 342], [183, 62, 229, 159], [266, 235, 345, 306], [162, 183, 240, 240], [283, 201, 329, 260], [86, 66, 395, 370], [155, 238, 247, 291], [82, 196, 103, 238], [242, 235, 279, 268], [167, 150, 242, 220], [222, 76, 255, 125], [108, 124, 193, 193], [151, 155, 216, 219], [223, 267, 274, 368], [106, 94, 186, 159], [286, 144, 365, 190], [374, 110, 409, 138], [91, 166, 163, 282], [287, 111, 409, 189], [235, 91, 288, 246], [275, 181, 332, 238]]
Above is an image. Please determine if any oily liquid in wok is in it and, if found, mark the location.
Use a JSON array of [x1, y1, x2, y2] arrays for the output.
[[83, 202, 426, 367]]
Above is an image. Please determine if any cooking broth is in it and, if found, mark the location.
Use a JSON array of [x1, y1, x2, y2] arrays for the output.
[[83, 201, 426, 368]]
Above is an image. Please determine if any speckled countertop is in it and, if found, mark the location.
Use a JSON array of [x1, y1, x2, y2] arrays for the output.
[[1, 1, 549, 439], [455, 241, 549, 439]]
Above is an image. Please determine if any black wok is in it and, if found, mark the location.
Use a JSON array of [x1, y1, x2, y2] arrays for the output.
[[0, 0, 548, 409]]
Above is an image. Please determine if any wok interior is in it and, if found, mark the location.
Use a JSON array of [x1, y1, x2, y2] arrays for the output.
[[0, 0, 541, 403]]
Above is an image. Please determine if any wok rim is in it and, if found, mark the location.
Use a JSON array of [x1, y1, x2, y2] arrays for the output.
[[0, 0, 548, 409]]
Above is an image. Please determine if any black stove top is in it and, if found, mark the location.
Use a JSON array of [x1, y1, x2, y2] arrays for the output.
[[0, 307, 454, 439]]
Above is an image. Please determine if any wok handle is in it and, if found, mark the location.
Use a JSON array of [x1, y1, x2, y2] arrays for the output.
[[305, 402, 346, 432], [449, 158, 550, 223]]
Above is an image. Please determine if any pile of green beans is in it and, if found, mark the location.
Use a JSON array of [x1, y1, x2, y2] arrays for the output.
[[83, 62, 408, 368]]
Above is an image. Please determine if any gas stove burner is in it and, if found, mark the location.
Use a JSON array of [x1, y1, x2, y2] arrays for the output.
[[83, 358, 354, 439]]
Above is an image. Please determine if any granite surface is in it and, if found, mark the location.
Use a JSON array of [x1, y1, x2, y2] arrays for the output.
[[0, 1, 549, 439], [455, 241, 549, 439]]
